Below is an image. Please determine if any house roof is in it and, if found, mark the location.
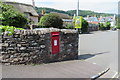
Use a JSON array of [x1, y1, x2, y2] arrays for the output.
[[84, 17, 99, 22], [99, 17, 113, 22], [3, 1, 39, 17], [50, 12, 71, 19], [88, 22, 99, 24]]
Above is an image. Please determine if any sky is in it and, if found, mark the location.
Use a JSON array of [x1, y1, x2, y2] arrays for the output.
[[6, 0, 119, 14]]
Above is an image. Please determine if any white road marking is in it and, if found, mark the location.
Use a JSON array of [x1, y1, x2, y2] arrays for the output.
[[112, 72, 118, 78]]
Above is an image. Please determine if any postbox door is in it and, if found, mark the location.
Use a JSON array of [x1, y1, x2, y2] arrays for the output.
[[51, 33, 60, 54]]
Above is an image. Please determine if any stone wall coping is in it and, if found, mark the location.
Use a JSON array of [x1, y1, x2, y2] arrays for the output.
[[13, 28, 77, 35]]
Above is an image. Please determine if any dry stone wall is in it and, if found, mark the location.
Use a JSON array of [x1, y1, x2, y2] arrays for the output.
[[0, 28, 78, 65]]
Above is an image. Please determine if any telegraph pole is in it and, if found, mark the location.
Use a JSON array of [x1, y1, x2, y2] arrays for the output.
[[76, 0, 79, 16], [76, 0, 80, 33]]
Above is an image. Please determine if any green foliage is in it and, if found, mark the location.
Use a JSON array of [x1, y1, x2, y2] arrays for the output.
[[35, 7, 113, 17], [117, 17, 120, 29], [105, 22, 111, 30], [100, 23, 105, 30], [100, 22, 111, 30], [67, 10, 113, 17], [0, 2, 28, 28], [81, 19, 88, 33], [35, 7, 68, 15], [0, 25, 24, 35], [116, 26, 120, 29], [64, 23, 74, 29], [39, 13, 63, 29]]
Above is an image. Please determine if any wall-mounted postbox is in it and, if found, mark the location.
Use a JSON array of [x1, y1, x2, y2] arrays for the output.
[[51, 32, 60, 54]]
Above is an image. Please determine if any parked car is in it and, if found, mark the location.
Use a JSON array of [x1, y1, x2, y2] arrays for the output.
[[112, 28, 117, 31]]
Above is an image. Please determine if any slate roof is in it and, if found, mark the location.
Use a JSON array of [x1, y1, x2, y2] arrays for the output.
[[84, 17, 99, 22], [99, 17, 113, 22]]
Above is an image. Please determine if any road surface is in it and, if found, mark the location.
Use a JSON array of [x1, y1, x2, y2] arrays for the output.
[[79, 30, 118, 78]]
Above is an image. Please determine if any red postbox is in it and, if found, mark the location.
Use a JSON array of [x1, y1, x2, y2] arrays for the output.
[[51, 32, 60, 54]]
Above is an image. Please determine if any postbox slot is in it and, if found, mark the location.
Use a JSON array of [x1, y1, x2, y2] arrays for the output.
[[52, 35, 59, 37], [51, 33, 59, 36]]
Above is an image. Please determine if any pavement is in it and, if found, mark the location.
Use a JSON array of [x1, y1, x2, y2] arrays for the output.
[[2, 60, 107, 78]]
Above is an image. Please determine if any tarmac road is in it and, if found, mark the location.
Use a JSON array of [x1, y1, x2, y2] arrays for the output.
[[79, 30, 119, 78]]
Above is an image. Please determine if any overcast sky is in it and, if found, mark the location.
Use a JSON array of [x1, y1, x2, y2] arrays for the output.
[[7, 0, 119, 14]]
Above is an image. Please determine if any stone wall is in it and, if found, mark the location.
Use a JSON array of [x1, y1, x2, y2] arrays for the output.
[[0, 28, 78, 65]]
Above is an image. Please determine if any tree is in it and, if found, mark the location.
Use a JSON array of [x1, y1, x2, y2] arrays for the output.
[[100, 23, 105, 30], [81, 19, 88, 33], [0, 2, 28, 28], [116, 18, 120, 29], [105, 22, 111, 30], [38, 13, 63, 28]]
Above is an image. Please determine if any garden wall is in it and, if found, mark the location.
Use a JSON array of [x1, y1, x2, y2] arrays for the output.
[[0, 28, 78, 65]]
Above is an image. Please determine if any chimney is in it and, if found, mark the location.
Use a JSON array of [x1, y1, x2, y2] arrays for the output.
[[32, 0, 35, 8], [42, 10, 45, 15]]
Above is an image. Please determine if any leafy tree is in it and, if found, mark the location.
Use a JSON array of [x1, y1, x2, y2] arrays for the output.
[[39, 13, 63, 29], [116, 26, 120, 29], [64, 23, 74, 29], [35, 7, 68, 15], [116, 17, 120, 29], [105, 22, 111, 30], [100, 23, 105, 30], [35, 7, 113, 17], [81, 19, 88, 33], [99, 22, 111, 30], [0, 2, 28, 28]]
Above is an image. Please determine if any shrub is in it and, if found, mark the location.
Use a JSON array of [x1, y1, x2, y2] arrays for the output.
[[0, 2, 28, 28], [0, 25, 24, 35], [38, 13, 63, 29], [81, 19, 88, 33], [100, 23, 105, 30], [63, 23, 74, 29], [116, 26, 120, 29], [100, 22, 111, 30], [105, 22, 111, 30]]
